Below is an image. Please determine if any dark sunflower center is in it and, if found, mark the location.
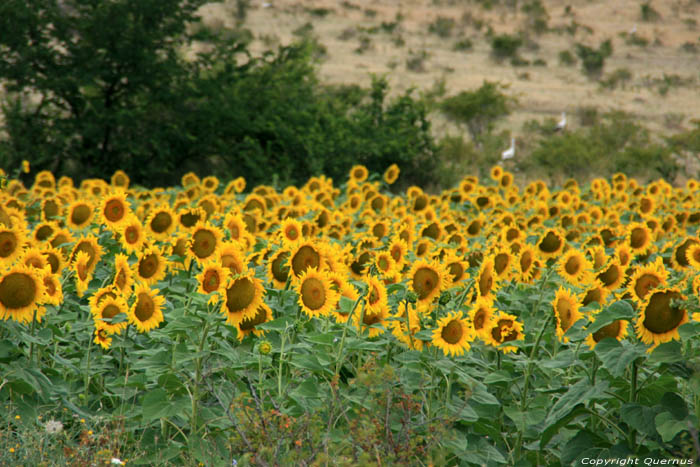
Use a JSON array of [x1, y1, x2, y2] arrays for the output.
[[203, 270, 220, 292], [101, 304, 122, 320], [115, 269, 127, 289], [134, 293, 154, 322], [478, 268, 493, 297], [565, 256, 581, 276], [180, 212, 200, 228], [598, 265, 620, 287], [225, 278, 256, 313], [363, 313, 382, 326], [150, 212, 172, 233], [643, 291, 685, 334], [301, 277, 325, 310], [0, 272, 37, 309], [230, 225, 240, 238], [583, 287, 603, 306], [441, 320, 463, 345], [675, 240, 698, 267], [73, 243, 97, 270], [520, 252, 533, 272], [378, 257, 390, 272], [71, 204, 92, 226], [494, 253, 509, 275], [192, 230, 216, 259], [539, 231, 562, 253], [448, 262, 464, 282], [629, 227, 648, 249], [291, 246, 320, 277], [413, 268, 439, 300], [36, 225, 54, 241], [285, 226, 299, 241], [634, 273, 661, 300], [467, 220, 481, 236], [125, 226, 139, 243], [557, 300, 575, 331], [0, 232, 18, 258], [413, 195, 428, 211], [270, 252, 289, 282], [421, 223, 440, 239], [104, 199, 125, 222], [138, 254, 158, 278], [43, 277, 56, 295], [43, 200, 59, 219], [473, 310, 486, 330], [368, 285, 380, 306], [239, 306, 267, 330], [593, 320, 622, 343]]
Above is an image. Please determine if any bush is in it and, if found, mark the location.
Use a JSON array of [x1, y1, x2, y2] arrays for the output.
[[0, 0, 437, 189], [440, 81, 513, 141], [575, 40, 613, 78], [428, 16, 456, 38], [490, 34, 523, 60], [558, 50, 577, 66]]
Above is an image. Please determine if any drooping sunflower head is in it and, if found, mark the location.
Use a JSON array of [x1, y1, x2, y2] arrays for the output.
[[477, 256, 498, 300], [21, 247, 50, 272], [128, 282, 166, 333], [42, 272, 63, 307], [409, 260, 448, 305], [596, 259, 626, 291], [443, 252, 469, 285], [552, 287, 584, 342], [585, 318, 628, 350], [365, 275, 389, 318], [635, 287, 688, 350], [236, 302, 273, 341], [486, 312, 524, 354], [516, 245, 539, 283], [112, 253, 133, 294], [492, 248, 515, 280], [267, 248, 290, 288], [432, 311, 473, 357], [296, 267, 338, 319], [70, 235, 103, 275], [686, 243, 700, 269], [93, 328, 112, 350], [0, 264, 46, 324], [41, 197, 63, 221]]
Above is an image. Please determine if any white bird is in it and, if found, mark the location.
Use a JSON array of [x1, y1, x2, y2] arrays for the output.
[[501, 137, 515, 160], [629, 24, 637, 35], [555, 112, 567, 132]]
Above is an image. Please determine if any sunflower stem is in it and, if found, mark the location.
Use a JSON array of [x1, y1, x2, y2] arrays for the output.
[[28, 307, 37, 363], [119, 325, 129, 374], [191, 317, 211, 436], [404, 300, 415, 351], [278, 331, 286, 398], [628, 359, 639, 451], [84, 327, 94, 401], [334, 295, 365, 378]]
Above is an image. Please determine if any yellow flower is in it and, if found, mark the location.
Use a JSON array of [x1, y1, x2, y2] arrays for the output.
[[237, 303, 273, 341], [145, 205, 177, 241], [485, 312, 524, 354], [349, 165, 369, 183], [289, 241, 323, 280], [92, 295, 128, 335], [66, 200, 95, 230], [432, 311, 473, 357], [408, 260, 448, 306], [197, 262, 230, 304], [221, 269, 264, 326], [364, 275, 389, 318], [134, 246, 167, 285], [0, 264, 46, 323], [118, 215, 146, 254], [635, 287, 688, 350], [585, 318, 628, 350], [383, 164, 400, 185], [22, 160, 30, 173], [0, 225, 26, 266], [536, 228, 565, 259], [73, 250, 93, 298], [99, 191, 130, 230], [557, 248, 593, 286], [113, 254, 134, 294], [626, 257, 668, 304], [469, 296, 495, 339], [552, 287, 584, 343], [188, 222, 224, 264], [128, 283, 166, 333], [296, 267, 338, 319]]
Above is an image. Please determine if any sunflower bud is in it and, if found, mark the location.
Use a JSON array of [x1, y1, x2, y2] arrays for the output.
[[258, 341, 272, 355], [405, 291, 418, 304], [439, 291, 452, 305]]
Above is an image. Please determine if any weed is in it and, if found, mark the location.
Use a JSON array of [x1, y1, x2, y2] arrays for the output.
[[558, 50, 576, 66], [681, 42, 698, 54], [576, 106, 599, 127], [511, 56, 530, 67], [640, 2, 661, 22], [406, 50, 429, 72], [575, 40, 613, 78], [340, 1, 360, 10], [663, 113, 685, 130], [354, 35, 373, 55], [391, 34, 406, 47], [626, 33, 650, 47], [600, 68, 633, 90], [364, 8, 377, 18], [428, 16, 456, 38], [533, 58, 547, 66], [521, 0, 549, 35], [453, 38, 473, 52], [338, 28, 356, 41], [306, 7, 333, 18], [490, 34, 523, 61]]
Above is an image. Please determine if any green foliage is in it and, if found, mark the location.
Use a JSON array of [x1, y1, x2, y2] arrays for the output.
[[640, 2, 661, 22], [428, 16, 456, 38], [491, 34, 523, 60], [0, 0, 437, 189], [600, 68, 633, 90], [558, 49, 577, 66], [575, 40, 613, 78], [440, 81, 513, 141], [519, 112, 680, 182], [453, 38, 474, 51]]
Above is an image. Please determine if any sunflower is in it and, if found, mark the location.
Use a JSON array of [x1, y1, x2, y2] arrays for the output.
[[66, 200, 94, 230], [469, 296, 495, 339], [181, 172, 200, 188], [236, 302, 273, 341], [349, 165, 369, 183], [21, 247, 50, 272], [626, 222, 653, 256], [118, 215, 146, 254], [73, 250, 93, 298], [99, 191, 130, 230], [626, 257, 668, 304], [221, 269, 265, 326], [390, 304, 423, 350], [188, 222, 224, 264], [552, 287, 584, 342], [197, 262, 230, 304], [289, 241, 323, 279], [365, 275, 389, 317], [296, 267, 339, 319], [278, 218, 304, 244], [112, 254, 134, 294], [355, 295, 389, 338], [557, 248, 593, 286], [134, 246, 167, 286], [443, 252, 468, 285], [432, 311, 473, 357], [486, 312, 524, 354], [377, 165, 398, 186], [70, 235, 103, 275], [32, 221, 57, 243], [585, 318, 628, 349], [224, 176, 246, 194], [536, 228, 565, 259], [92, 295, 128, 334], [42, 272, 63, 307], [409, 260, 448, 306], [110, 170, 130, 188], [476, 256, 498, 300], [374, 251, 398, 277], [635, 287, 689, 349], [128, 282, 166, 333], [596, 260, 626, 291], [223, 211, 252, 245], [93, 328, 112, 350], [327, 272, 359, 323], [0, 226, 25, 266], [41, 197, 62, 221], [581, 280, 610, 307], [267, 248, 290, 288], [492, 248, 515, 281], [0, 264, 46, 323], [145, 206, 177, 240]]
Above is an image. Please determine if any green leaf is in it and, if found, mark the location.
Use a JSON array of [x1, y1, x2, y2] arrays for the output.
[[659, 392, 688, 419], [504, 405, 546, 431], [620, 403, 659, 437], [587, 300, 636, 334], [539, 406, 588, 450], [483, 370, 512, 384], [594, 338, 645, 377], [257, 316, 293, 331], [289, 353, 333, 375], [545, 379, 609, 428], [648, 340, 683, 364], [678, 321, 700, 340], [141, 389, 189, 422], [655, 412, 687, 442]]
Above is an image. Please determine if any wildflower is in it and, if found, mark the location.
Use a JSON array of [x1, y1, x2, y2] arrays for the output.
[[44, 420, 64, 434]]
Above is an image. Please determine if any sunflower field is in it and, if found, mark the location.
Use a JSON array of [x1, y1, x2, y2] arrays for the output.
[[0, 162, 699, 466]]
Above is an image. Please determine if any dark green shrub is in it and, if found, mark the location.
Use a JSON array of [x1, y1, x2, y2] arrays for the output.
[[640, 2, 661, 22], [575, 40, 613, 78], [491, 34, 523, 60], [558, 50, 577, 66], [440, 81, 513, 141]]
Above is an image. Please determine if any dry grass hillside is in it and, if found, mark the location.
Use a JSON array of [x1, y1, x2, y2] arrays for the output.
[[198, 0, 700, 141]]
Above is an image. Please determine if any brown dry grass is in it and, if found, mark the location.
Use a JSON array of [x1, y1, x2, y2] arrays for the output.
[[199, 0, 700, 139]]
